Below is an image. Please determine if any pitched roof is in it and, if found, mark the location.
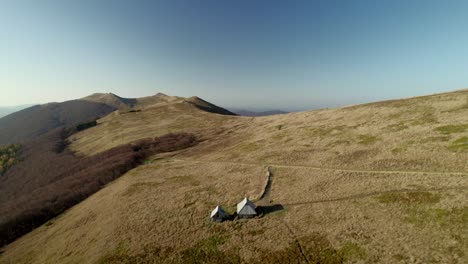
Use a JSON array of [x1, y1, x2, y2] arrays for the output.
[[236, 197, 256, 214], [210, 205, 227, 218]]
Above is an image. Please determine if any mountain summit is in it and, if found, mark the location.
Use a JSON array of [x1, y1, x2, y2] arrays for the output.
[[82, 93, 136, 109]]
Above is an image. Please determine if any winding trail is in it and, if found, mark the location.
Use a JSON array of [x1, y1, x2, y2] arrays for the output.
[[257, 166, 273, 205], [171, 158, 468, 176], [169, 156, 467, 262], [170, 157, 468, 206]]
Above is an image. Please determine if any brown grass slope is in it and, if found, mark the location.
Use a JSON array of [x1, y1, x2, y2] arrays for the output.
[[1, 89, 467, 263], [83, 92, 236, 116], [82, 93, 137, 110], [72, 89, 468, 172], [185, 96, 237, 116], [0, 93, 233, 147], [0, 100, 116, 146]]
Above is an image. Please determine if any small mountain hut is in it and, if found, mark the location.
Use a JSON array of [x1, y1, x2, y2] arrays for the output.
[[236, 197, 257, 218], [210, 205, 227, 222]]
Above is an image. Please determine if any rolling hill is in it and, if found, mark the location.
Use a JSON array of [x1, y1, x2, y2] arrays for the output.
[[0, 100, 115, 146], [0, 105, 34, 118], [82, 93, 137, 109], [0, 93, 234, 246], [1, 90, 467, 263], [0, 93, 235, 146]]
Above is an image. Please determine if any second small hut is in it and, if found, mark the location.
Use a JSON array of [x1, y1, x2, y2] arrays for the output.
[[210, 205, 227, 222]]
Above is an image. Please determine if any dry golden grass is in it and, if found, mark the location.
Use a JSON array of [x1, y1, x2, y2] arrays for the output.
[[2, 89, 468, 263], [73, 90, 468, 172]]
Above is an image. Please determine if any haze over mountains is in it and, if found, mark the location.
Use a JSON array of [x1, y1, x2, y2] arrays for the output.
[[0, 89, 467, 263], [0, 105, 35, 118]]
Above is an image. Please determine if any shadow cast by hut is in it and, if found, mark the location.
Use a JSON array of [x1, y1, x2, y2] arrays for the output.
[[256, 204, 284, 217]]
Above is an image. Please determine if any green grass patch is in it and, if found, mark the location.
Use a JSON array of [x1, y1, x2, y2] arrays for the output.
[[435, 124, 468, 134], [254, 233, 366, 264], [420, 136, 451, 143], [357, 134, 379, 145], [339, 241, 367, 261], [98, 242, 174, 264], [181, 235, 240, 264], [376, 192, 440, 205], [410, 111, 437, 125], [448, 136, 468, 152], [405, 207, 468, 228], [223, 205, 238, 216]]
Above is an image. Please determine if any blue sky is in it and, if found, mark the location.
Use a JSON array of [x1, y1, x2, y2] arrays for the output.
[[1, 0, 468, 111]]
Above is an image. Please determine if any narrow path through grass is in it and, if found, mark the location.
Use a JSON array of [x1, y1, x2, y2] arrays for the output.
[[171, 158, 468, 176]]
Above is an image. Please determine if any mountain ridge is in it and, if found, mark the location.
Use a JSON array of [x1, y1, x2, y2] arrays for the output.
[[0, 93, 235, 146]]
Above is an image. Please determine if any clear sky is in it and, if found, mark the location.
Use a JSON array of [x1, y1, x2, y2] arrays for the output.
[[1, 0, 468, 111]]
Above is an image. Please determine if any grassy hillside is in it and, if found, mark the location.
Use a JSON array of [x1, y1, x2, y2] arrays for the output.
[[72, 89, 468, 172], [0, 100, 116, 146], [0, 93, 233, 147], [0, 105, 34, 118], [1, 90, 467, 263]]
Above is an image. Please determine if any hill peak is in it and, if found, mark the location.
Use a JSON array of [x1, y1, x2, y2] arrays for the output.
[[82, 92, 235, 115], [154, 92, 169, 97], [82, 92, 124, 101], [185, 96, 236, 116], [82, 93, 136, 109]]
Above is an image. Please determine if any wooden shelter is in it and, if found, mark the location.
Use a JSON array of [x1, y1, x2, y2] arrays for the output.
[[210, 205, 227, 222], [236, 197, 257, 218]]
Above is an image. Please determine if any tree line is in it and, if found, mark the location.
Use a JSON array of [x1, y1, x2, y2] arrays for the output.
[[0, 128, 197, 246]]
